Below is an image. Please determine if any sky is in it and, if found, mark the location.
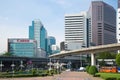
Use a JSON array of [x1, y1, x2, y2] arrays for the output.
[[0, 0, 117, 53]]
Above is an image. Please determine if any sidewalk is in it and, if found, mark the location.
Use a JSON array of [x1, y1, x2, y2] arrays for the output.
[[0, 71, 103, 80], [53, 71, 103, 80]]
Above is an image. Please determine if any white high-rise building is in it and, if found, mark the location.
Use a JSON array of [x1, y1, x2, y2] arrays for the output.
[[65, 12, 88, 50], [117, 0, 120, 44], [117, 0, 120, 53]]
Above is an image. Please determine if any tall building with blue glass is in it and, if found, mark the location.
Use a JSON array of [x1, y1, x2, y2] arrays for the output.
[[29, 19, 47, 51], [47, 36, 56, 55], [29, 19, 48, 58], [8, 38, 37, 57], [40, 27, 47, 51], [48, 36, 56, 45]]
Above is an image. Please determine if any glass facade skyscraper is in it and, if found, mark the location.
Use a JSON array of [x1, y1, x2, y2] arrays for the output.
[[8, 39, 37, 57], [48, 36, 56, 45], [47, 36, 56, 55], [40, 27, 47, 50], [29, 19, 48, 58], [29, 19, 47, 51]]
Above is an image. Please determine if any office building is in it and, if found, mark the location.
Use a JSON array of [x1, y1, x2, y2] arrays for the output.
[[47, 36, 56, 55], [51, 45, 60, 54], [88, 1, 116, 46], [36, 48, 46, 58], [117, 0, 120, 44], [29, 19, 47, 50], [29, 19, 47, 57], [60, 41, 65, 51], [8, 38, 37, 57], [65, 12, 88, 50], [48, 36, 56, 45]]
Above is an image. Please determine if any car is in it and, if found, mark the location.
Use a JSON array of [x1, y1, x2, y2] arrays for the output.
[[77, 67, 86, 72], [65, 69, 71, 71]]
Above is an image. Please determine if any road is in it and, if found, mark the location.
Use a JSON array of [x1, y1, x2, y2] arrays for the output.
[[0, 71, 103, 80]]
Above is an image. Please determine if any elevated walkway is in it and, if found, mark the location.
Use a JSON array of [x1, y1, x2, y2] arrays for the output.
[[49, 43, 120, 65]]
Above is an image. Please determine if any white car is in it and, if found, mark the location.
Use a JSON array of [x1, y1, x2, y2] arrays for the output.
[[78, 67, 86, 72], [65, 69, 71, 71]]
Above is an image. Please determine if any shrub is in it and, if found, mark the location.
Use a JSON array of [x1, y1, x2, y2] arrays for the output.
[[86, 66, 90, 73], [32, 69, 38, 76], [47, 69, 58, 76], [94, 74, 100, 77], [88, 66, 98, 76], [39, 73, 48, 76], [117, 78, 120, 80], [105, 77, 116, 80], [6, 70, 9, 73], [116, 54, 120, 67], [18, 70, 23, 74], [39, 70, 49, 76]]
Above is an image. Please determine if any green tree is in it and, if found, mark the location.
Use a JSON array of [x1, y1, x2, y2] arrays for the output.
[[86, 55, 91, 65], [99, 60, 106, 66], [96, 51, 116, 59], [116, 53, 120, 67], [2, 52, 12, 56], [97, 52, 116, 66]]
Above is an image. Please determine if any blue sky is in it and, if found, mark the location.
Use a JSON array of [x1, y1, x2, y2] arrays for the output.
[[0, 0, 117, 53]]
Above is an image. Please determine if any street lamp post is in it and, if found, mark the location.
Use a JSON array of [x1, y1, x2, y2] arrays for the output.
[[59, 63, 63, 73], [11, 62, 15, 76], [67, 61, 71, 69], [56, 61, 60, 74], [20, 60, 24, 70], [0, 61, 4, 72], [48, 58, 53, 71]]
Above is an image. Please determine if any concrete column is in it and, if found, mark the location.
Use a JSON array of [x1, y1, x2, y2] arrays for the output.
[[91, 53, 96, 66]]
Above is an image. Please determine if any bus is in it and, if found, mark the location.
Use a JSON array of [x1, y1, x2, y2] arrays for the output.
[[99, 66, 117, 73]]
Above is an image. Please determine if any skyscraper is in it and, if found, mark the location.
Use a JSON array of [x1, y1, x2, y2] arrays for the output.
[[29, 19, 47, 57], [65, 12, 88, 50], [29, 19, 47, 50], [88, 1, 116, 46], [47, 36, 56, 55], [48, 36, 56, 45], [40, 26, 47, 50], [117, 0, 120, 44]]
